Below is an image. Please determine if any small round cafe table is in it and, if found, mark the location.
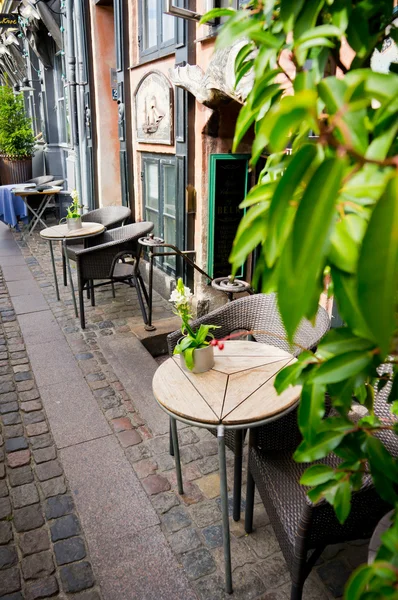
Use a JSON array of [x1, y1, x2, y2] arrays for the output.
[[152, 340, 302, 593], [40, 222, 105, 317]]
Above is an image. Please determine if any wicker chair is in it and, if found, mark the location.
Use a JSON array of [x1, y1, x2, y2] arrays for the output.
[[244, 384, 395, 600], [63, 206, 131, 286], [66, 221, 153, 329], [167, 293, 330, 520]]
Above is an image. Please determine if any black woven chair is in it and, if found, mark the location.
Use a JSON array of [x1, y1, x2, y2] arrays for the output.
[[167, 293, 330, 520], [62, 206, 132, 286], [244, 385, 395, 600], [66, 221, 153, 329]]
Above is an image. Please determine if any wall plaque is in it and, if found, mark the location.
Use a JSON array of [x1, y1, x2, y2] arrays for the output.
[[207, 154, 250, 279], [134, 71, 173, 145]]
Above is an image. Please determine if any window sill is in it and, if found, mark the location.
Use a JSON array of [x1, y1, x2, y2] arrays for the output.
[[129, 48, 176, 70]]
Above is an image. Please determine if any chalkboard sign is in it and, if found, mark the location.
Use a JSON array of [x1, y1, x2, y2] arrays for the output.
[[207, 154, 250, 279]]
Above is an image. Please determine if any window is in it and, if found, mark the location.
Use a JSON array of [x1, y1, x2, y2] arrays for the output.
[[54, 54, 70, 145], [142, 154, 178, 274], [139, 0, 176, 61]]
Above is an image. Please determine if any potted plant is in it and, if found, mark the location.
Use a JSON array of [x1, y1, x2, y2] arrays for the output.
[[0, 84, 35, 184], [170, 278, 219, 373], [64, 190, 82, 231]]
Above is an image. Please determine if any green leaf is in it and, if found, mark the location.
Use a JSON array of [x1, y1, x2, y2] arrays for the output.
[[357, 176, 398, 356], [334, 479, 351, 524], [239, 182, 276, 208], [199, 8, 235, 25], [300, 464, 336, 486], [250, 30, 283, 49], [345, 564, 374, 599], [277, 158, 344, 339], [366, 436, 398, 484], [330, 0, 351, 31], [230, 215, 266, 272], [310, 351, 372, 385], [235, 43, 254, 74], [298, 383, 326, 442], [260, 90, 318, 153], [295, 24, 342, 43], [329, 215, 367, 274], [183, 347, 195, 371], [318, 77, 346, 114], [265, 144, 318, 267], [274, 360, 309, 394], [317, 328, 375, 358], [280, 0, 305, 33], [235, 59, 254, 89], [331, 268, 374, 341], [293, 0, 325, 40], [294, 430, 345, 462]]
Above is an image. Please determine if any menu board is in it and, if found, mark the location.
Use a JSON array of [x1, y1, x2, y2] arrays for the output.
[[207, 154, 249, 279]]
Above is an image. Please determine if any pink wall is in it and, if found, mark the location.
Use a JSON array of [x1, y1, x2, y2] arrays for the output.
[[88, 3, 121, 207]]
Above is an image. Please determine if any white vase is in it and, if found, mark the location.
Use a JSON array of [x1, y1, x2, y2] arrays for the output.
[[180, 344, 215, 374], [67, 217, 82, 231]]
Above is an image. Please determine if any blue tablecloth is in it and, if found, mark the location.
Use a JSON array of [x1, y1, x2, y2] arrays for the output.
[[0, 185, 28, 228]]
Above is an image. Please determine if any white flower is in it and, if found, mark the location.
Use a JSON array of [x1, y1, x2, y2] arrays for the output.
[[71, 189, 79, 202], [169, 284, 193, 307]]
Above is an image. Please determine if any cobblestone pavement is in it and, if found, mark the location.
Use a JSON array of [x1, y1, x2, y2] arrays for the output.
[[0, 270, 101, 599], [4, 223, 369, 600]]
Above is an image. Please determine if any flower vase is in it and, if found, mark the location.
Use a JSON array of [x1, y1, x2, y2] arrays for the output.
[[67, 217, 82, 231], [180, 343, 215, 374]]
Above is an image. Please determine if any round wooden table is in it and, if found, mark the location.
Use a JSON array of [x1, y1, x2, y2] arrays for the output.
[[152, 340, 302, 593], [40, 222, 105, 317]]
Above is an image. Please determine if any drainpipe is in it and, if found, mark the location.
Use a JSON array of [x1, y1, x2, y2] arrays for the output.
[[73, 0, 90, 210], [65, 0, 82, 201]]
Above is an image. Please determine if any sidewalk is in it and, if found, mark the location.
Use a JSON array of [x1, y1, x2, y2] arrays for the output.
[[0, 222, 366, 599]]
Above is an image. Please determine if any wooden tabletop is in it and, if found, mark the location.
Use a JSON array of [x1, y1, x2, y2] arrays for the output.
[[152, 341, 302, 426], [13, 187, 62, 196], [40, 222, 105, 240]]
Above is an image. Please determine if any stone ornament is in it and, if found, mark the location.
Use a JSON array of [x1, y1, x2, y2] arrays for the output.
[[134, 71, 173, 145], [169, 40, 255, 108]]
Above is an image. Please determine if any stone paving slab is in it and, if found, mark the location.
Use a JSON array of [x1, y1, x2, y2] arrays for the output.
[[98, 335, 169, 436], [27, 340, 86, 387], [0, 254, 28, 266], [18, 311, 65, 345], [7, 280, 42, 298], [60, 435, 159, 537], [90, 525, 198, 600], [39, 379, 111, 448], [1, 266, 34, 281]]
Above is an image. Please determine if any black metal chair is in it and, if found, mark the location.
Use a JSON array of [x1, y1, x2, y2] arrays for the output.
[[62, 205, 132, 286], [66, 221, 153, 329], [167, 293, 330, 520], [244, 383, 395, 600]]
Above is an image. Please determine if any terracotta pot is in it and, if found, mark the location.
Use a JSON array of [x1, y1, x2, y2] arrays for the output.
[[67, 217, 82, 231], [0, 156, 32, 185], [180, 343, 215, 374]]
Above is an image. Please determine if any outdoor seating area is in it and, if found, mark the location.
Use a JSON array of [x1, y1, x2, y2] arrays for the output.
[[0, 216, 383, 599]]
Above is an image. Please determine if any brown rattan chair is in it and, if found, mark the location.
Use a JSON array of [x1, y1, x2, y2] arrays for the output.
[[62, 206, 132, 286], [244, 385, 395, 600], [66, 221, 153, 329], [167, 293, 330, 521]]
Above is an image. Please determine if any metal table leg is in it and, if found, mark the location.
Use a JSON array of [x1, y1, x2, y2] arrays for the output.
[[62, 239, 78, 318], [48, 241, 60, 301], [233, 428, 244, 522], [170, 417, 183, 495], [218, 424, 233, 594]]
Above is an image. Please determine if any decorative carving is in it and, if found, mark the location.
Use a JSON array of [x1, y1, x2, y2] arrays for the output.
[[169, 40, 255, 108], [134, 71, 173, 145]]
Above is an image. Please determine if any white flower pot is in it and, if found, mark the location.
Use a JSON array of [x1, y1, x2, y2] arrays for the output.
[[67, 217, 82, 231], [180, 343, 215, 374]]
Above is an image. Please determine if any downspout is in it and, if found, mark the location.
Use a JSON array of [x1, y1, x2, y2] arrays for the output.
[[73, 0, 90, 209], [65, 0, 82, 200]]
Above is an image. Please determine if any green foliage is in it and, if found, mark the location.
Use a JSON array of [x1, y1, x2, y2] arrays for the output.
[[202, 0, 398, 596], [0, 85, 35, 158]]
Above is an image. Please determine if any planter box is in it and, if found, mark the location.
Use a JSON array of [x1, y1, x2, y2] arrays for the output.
[[0, 156, 32, 185]]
